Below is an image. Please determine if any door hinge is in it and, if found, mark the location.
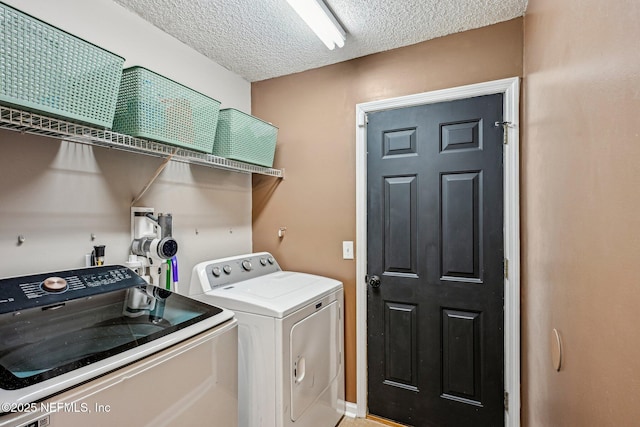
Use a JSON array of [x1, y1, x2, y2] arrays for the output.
[[504, 391, 509, 411], [494, 121, 512, 145], [504, 258, 509, 280], [358, 112, 368, 127]]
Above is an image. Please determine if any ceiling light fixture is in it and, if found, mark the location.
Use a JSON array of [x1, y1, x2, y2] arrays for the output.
[[285, 0, 346, 50]]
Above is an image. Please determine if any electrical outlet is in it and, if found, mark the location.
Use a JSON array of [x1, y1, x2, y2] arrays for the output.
[[342, 241, 354, 260]]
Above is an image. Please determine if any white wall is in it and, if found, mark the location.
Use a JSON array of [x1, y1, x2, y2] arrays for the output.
[[0, 0, 253, 289]]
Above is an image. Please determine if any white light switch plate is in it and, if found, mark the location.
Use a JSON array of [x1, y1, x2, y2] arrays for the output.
[[342, 241, 354, 259]]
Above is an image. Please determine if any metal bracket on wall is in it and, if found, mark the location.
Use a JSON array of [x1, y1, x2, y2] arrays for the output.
[[131, 147, 179, 207]]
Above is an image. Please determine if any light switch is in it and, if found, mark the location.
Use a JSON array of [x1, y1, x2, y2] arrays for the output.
[[342, 241, 354, 259]]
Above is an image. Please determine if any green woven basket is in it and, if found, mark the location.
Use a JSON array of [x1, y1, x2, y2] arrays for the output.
[[213, 109, 278, 167], [112, 67, 221, 153], [0, 2, 124, 128]]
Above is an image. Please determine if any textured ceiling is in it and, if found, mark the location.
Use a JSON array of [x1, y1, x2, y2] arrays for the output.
[[112, 0, 528, 82]]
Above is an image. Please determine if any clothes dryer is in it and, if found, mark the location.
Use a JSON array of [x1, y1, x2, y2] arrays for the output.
[[189, 252, 345, 427]]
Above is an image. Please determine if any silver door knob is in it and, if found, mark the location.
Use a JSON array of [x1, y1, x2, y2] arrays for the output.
[[368, 275, 381, 288]]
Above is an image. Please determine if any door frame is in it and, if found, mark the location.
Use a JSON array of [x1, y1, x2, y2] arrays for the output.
[[354, 77, 520, 427]]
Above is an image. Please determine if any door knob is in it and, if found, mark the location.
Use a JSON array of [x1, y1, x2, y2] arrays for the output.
[[368, 275, 381, 288]]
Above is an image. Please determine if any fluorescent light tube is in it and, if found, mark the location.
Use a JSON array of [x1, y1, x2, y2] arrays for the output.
[[285, 0, 346, 50]]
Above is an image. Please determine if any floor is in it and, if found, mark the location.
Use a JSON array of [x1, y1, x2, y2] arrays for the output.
[[338, 417, 389, 427]]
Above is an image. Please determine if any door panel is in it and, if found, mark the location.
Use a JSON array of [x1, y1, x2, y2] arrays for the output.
[[384, 128, 418, 157], [440, 120, 482, 152], [384, 302, 418, 391], [367, 94, 504, 427], [441, 308, 482, 404], [441, 171, 482, 282], [384, 176, 418, 276]]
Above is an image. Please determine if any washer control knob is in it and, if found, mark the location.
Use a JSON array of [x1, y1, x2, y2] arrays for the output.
[[267, 257, 275, 265], [242, 260, 252, 271], [211, 266, 221, 277], [260, 258, 268, 266], [42, 277, 68, 293], [223, 265, 232, 275]]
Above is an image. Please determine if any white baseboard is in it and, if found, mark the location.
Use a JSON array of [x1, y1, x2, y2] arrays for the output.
[[344, 402, 358, 418]]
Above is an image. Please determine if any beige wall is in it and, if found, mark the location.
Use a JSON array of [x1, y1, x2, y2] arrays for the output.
[[252, 19, 523, 403], [522, 0, 640, 425]]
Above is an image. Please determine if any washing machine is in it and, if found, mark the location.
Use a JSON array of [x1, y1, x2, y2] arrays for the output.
[[189, 252, 345, 427], [0, 265, 237, 427]]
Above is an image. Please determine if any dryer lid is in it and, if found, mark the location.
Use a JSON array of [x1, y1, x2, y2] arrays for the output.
[[196, 271, 342, 318]]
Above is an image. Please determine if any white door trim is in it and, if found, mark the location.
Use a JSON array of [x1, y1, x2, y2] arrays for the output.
[[354, 77, 521, 427]]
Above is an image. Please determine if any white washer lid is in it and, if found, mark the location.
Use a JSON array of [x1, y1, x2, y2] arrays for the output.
[[195, 271, 342, 318]]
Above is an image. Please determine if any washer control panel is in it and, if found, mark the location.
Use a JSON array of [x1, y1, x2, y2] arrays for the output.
[[205, 253, 281, 290], [0, 265, 147, 314]]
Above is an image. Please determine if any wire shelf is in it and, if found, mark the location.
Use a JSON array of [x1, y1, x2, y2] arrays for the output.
[[0, 105, 284, 178]]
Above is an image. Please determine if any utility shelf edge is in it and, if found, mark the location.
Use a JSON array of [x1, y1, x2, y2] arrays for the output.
[[0, 105, 284, 178]]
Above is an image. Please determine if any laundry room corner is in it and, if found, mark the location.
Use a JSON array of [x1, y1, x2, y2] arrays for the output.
[[0, 0, 253, 288], [251, 18, 524, 407]]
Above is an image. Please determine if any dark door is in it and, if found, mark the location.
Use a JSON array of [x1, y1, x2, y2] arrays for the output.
[[366, 94, 504, 427]]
